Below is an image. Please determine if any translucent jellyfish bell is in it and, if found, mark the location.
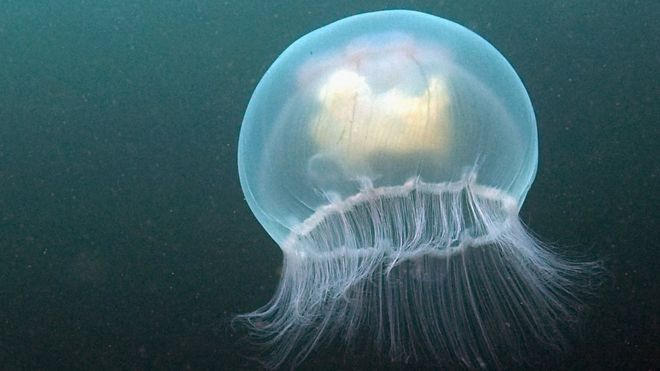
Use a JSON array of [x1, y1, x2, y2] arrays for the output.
[[237, 10, 596, 369]]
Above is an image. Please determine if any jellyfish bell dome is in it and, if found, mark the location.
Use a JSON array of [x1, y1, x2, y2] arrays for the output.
[[237, 10, 594, 369], [239, 10, 537, 247]]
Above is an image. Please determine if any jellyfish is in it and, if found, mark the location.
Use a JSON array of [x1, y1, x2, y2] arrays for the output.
[[236, 10, 598, 369]]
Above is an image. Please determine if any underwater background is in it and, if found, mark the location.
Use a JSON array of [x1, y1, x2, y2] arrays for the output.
[[0, 1, 657, 370]]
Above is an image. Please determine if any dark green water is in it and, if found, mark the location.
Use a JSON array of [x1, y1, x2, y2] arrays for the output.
[[0, 1, 657, 370]]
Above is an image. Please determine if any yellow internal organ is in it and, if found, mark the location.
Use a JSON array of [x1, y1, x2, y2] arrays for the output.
[[311, 69, 451, 164]]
